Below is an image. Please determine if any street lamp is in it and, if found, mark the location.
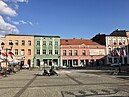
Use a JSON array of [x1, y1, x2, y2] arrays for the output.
[[1, 42, 13, 76], [58, 55, 61, 70], [91, 55, 93, 66], [33, 57, 35, 68]]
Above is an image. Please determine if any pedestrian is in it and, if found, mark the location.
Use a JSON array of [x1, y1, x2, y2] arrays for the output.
[[29, 64, 31, 70], [49, 66, 58, 76]]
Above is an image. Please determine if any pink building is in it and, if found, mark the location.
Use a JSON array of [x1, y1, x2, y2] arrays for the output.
[[60, 39, 106, 68]]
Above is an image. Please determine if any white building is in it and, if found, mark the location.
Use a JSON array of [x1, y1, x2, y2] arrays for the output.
[[92, 33, 129, 66], [106, 36, 128, 65]]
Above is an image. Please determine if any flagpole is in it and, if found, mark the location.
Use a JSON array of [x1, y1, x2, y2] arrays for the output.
[[118, 55, 121, 73], [116, 47, 121, 73], [5, 48, 8, 77], [1, 42, 13, 77]]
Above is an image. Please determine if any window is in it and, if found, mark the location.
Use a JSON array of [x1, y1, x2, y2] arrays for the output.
[[123, 40, 126, 44], [49, 41, 52, 46], [37, 41, 40, 46], [63, 50, 66, 56], [74, 50, 78, 56], [113, 40, 117, 45], [63, 60, 67, 66], [108, 57, 112, 64], [108, 48, 111, 55], [28, 41, 31, 46], [69, 50, 72, 56], [21, 49, 25, 55], [82, 50, 86, 55], [73, 60, 78, 65], [108, 40, 112, 45], [28, 49, 31, 55], [8, 40, 12, 45], [15, 49, 18, 55], [15, 40, 18, 46], [22, 40, 25, 45], [55, 41, 58, 46], [49, 50, 52, 55], [43, 49, 46, 54], [55, 50, 58, 54], [36, 59, 40, 66], [114, 58, 117, 63], [43, 41, 46, 46], [36, 49, 40, 54]]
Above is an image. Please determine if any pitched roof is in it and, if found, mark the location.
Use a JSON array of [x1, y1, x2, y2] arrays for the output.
[[61, 39, 102, 45]]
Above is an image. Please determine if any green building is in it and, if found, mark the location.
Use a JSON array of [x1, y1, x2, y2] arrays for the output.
[[34, 35, 60, 68]]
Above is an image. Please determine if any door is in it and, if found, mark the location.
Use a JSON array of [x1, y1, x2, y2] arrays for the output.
[[68, 60, 72, 67], [36, 59, 40, 67], [20, 61, 24, 69], [28, 59, 31, 67]]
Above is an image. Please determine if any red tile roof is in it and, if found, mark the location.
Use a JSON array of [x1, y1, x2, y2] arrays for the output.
[[61, 39, 102, 45]]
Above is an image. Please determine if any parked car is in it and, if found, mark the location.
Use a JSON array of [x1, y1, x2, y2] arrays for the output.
[[22, 64, 29, 69]]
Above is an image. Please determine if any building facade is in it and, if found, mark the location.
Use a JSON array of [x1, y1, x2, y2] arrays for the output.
[[0, 35, 5, 52], [106, 36, 128, 65], [61, 39, 106, 67], [110, 29, 129, 53], [0, 35, 5, 67], [0, 35, 5, 45], [4, 34, 35, 68], [34, 35, 60, 68], [92, 33, 129, 65]]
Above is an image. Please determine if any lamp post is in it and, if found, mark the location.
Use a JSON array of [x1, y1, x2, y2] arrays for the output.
[[58, 55, 61, 70], [1, 42, 13, 76], [91, 55, 93, 67], [33, 57, 35, 68]]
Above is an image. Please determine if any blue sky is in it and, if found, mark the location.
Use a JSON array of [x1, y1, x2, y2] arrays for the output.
[[1, 0, 129, 39]]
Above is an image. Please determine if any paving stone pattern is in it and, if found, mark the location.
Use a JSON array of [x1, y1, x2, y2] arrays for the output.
[[0, 69, 129, 97]]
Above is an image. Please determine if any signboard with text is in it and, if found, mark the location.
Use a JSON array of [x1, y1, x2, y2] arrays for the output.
[[89, 49, 105, 55]]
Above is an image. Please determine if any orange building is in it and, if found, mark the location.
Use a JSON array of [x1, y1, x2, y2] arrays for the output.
[[4, 34, 35, 68]]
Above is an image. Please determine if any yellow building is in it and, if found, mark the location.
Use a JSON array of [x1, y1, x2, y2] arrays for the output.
[[4, 34, 35, 68]]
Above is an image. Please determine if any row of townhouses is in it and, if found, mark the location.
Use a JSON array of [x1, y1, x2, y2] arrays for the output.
[[0, 29, 129, 68]]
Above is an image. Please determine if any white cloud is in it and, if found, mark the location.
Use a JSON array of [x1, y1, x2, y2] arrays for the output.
[[12, 20, 33, 26], [14, 4, 19, 9], [12, 21, 19, 25], [28, 21, 33, 26], [3, 0, 28, 3], [6, 16, 11, 21], [0, 15, 19, 33], [0, 0, 30, 34], [20, 20, 27, 24], [15, 0, 28, 3], [0, 0, 17, 17]]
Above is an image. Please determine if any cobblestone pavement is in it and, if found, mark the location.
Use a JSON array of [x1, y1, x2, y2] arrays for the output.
[[0, 69, 129, 97]]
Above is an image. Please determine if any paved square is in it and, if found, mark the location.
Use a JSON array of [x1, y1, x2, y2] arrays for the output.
[[0, 69, 129, 97]]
